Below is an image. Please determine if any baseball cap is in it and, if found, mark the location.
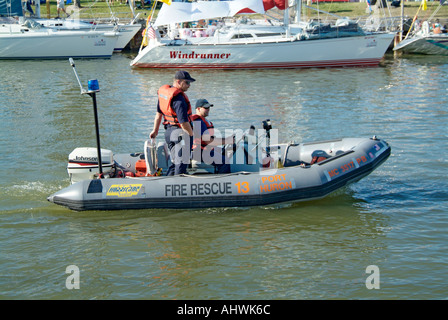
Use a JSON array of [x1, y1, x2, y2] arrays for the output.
[[196, 99, 213, 109], [174, 70, 196, 82]]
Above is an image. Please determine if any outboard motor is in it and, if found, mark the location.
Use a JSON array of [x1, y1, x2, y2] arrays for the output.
[[67, 147, 114, 184]]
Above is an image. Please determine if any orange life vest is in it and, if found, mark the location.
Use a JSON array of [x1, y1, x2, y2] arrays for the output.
[[158, 84, 192, 127], [191, 114, 214, 149]]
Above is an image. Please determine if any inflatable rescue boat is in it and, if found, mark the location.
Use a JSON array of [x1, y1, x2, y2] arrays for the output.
[[47, 130, 391, 211], [53, 61, 391, 211]]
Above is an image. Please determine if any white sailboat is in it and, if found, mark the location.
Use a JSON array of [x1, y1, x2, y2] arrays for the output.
[[130, 0, 395, 69], [35, 1, 142, 52], [37, 18, 142, 53], [393, 0, 448, 55], [0, 0, 119, 59]]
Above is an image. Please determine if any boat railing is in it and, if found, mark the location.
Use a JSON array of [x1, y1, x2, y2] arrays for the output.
[[22, 18, 44, 30], [315, 150, 355, 166], [358, 15, 404, 32]]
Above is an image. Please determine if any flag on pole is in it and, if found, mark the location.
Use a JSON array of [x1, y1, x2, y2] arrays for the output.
[[422, 0, 427, 11], [142, 24, 156, 47], [139, 0, 161, 50], [147, 25, 156, 39]]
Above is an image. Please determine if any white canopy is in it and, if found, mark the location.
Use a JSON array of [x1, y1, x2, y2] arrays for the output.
[[154, 0, 267, 27]]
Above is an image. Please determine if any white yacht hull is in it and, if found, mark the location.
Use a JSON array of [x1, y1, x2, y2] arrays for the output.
[[131, 33, 395, 69], [38, 19, 142, 52], [0, 27, 119, 59], [393, 34, 448, 55]]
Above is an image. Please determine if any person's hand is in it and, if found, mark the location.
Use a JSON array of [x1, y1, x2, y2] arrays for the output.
[[149, 130, 158, 139]]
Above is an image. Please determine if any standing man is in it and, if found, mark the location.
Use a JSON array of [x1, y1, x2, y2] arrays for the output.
[[56, 0, 69, 18], [150, 70, 195, 175]]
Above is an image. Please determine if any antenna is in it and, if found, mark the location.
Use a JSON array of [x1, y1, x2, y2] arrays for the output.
[[68, 58, 103, 175], [69, 58, 86, 94]]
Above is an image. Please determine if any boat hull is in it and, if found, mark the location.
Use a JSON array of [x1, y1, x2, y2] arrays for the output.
[[37, 20, 142, 52], [131, 33, 395, 69], [0, 29, 118, 59], [113, 23, 141, 52], [393, 34, 448, 55], [48, 138, 391, 211]]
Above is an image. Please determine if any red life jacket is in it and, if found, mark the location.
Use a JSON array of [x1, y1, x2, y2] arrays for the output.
[[191, 114, 214, 149], [158, 84, 192, 127]]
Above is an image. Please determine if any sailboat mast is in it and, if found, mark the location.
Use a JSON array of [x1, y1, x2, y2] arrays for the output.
[[400, 0, 404, 41], [284, 1, 290, 37], [295, 0, 302, 24]]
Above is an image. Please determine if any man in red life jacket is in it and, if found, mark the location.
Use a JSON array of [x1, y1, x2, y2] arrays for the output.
[[150, 70, 195, 175], [191, 99, 234, 174]]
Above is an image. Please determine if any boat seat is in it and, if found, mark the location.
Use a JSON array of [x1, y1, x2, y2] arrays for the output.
[[156, 142, 171, 173], [310, 150, 331, 165], [282, 143, 308, 167], [282, 144, 333, 167]]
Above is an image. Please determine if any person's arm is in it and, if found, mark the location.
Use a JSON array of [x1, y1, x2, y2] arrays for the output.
[[179, 121, 193, 136], [172, 96, 194, 136], [149, 112, 163, 139]]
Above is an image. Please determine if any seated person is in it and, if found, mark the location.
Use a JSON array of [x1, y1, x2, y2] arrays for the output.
[[206, 22, 218, 37], [191, 99, 234, 174], [195, 29, 206, 37], [179, 22, 192, 38]]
